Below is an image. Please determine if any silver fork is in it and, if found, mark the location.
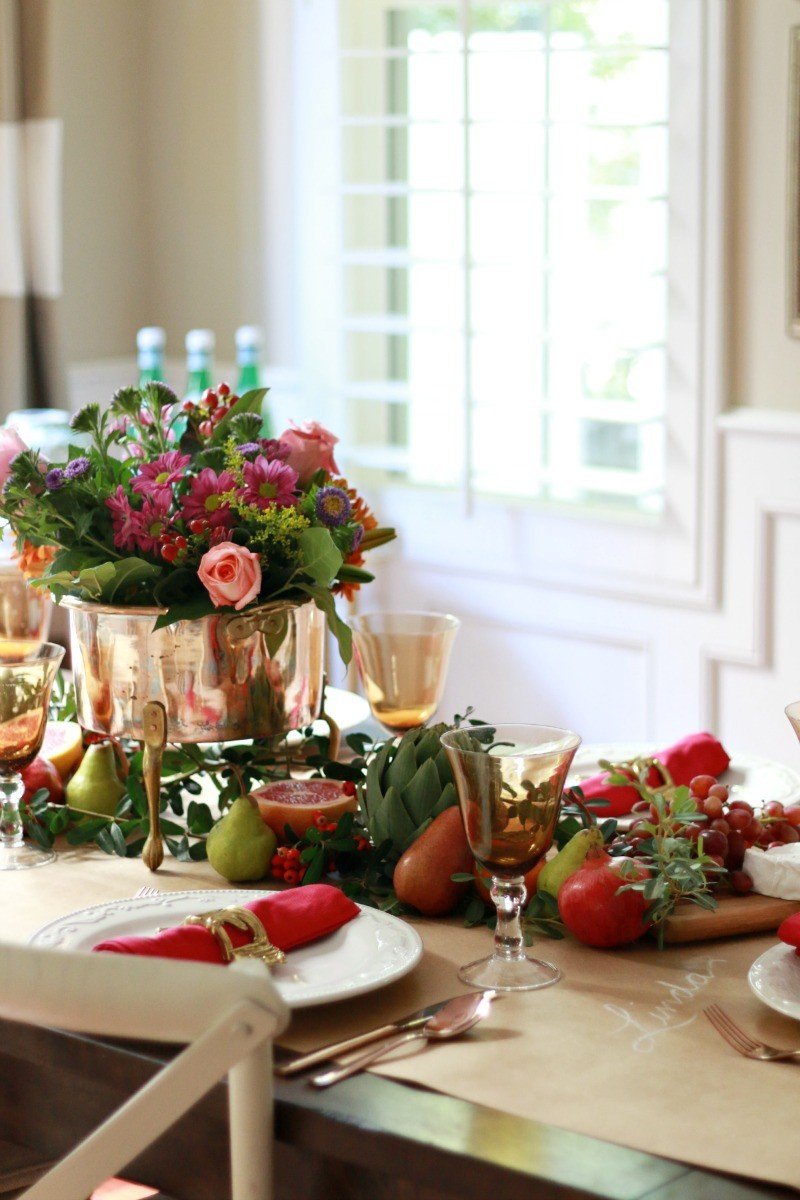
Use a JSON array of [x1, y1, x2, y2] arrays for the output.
[[704, 1004, 800, 1062]]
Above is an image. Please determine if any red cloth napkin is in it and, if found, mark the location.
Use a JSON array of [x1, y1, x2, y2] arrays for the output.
[[577, 732, 731, 817], [93, 883, 360, 964], [778, 913, 800, 956]]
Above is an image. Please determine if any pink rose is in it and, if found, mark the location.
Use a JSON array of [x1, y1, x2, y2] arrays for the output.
[[0, 428, 28, 489], [198, 542, 262, 611], [279, 421, 339, 484]]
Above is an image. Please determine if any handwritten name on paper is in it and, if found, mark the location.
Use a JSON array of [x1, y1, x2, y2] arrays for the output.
[[604, 956, 726, 1053]]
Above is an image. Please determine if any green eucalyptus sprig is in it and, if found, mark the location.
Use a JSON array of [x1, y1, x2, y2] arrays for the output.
[[609, 779, 723, 947]]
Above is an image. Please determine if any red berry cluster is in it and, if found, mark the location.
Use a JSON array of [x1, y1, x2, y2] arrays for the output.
[[182, 382, 238, 439], [159, 532, 188, 563], [629, 773, 800, 896], [270, 844, 306, 887]]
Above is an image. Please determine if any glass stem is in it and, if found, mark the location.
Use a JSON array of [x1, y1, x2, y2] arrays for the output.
[[0, 775, 25, 851], [490, 875, 528, 961]]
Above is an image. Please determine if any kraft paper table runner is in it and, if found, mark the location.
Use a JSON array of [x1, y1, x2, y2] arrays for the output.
[[2, 851, 798, 1192]]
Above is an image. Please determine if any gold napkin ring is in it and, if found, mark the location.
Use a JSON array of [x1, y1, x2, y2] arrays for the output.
[[183, 906, 286, 967]]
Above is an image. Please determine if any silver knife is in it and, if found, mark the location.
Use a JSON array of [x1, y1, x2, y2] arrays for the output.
[[275, 993, 484, 1077]]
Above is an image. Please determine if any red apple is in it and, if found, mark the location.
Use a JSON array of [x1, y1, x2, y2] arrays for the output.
[[558, 849, 650, 948], [21, 756, 64, 806]]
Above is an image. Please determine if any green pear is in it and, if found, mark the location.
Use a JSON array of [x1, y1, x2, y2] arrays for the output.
[[65, 742, 126, 818], [538, 827, 604, 899], [207, 796, 277, 884]]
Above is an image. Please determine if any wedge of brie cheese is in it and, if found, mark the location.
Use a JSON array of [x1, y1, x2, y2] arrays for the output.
[[743, 844, 800, 900]]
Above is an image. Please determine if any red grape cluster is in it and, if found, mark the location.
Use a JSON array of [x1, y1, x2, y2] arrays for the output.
[[183, 382, 238, 438], [629, 773, 800, 897]]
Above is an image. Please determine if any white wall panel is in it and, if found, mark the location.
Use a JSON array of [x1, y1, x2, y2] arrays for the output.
[[356, 412, 800, 766]]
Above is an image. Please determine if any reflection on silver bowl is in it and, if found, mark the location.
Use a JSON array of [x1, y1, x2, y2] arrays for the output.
[[65, 597, 326, 742]]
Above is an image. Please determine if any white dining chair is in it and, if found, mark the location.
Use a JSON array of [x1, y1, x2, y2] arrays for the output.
[[0, 942, 289, 1200]]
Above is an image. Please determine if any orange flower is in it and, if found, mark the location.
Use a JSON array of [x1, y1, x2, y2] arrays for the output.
[[14, 541, 56, 580], [329, 479, 380, 601]]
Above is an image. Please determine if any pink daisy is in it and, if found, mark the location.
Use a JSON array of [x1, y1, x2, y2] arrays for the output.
[[131, 450, 190, 496], [130, 491, 174, 556], [106, 486, 138, 552], [180, 468, 236, 529], [241, 457, 298, 509]]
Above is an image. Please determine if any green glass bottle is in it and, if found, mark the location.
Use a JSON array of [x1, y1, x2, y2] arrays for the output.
[[184, 329, 215, 403], [136, 327, 166, 385], [235, 325, 272, 437]]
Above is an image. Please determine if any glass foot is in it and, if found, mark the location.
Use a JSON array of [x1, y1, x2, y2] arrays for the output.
[[458, 953, 561, 993], [0, 843, 56, 871]]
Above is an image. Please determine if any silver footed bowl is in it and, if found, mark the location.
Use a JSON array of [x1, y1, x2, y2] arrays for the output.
[[64, 597, 326, 742]]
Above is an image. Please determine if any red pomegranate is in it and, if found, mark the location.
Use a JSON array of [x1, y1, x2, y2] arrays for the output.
[[557, 849, 650, 948]]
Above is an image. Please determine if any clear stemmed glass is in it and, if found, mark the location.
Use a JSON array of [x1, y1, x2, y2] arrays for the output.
[[786, 701, 800, 743], [0, 642, 64, 870], [0, 565, 53, 662], [440, 723, 581, 992], [351, 611, 459, 734]]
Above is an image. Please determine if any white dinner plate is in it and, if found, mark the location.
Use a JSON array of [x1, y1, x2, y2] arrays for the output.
[[568, 743, 800, 811], [29, 890, 423, 1009], [748, 943, 800, 1020]]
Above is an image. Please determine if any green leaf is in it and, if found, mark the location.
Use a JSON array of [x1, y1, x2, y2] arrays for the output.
[[302, 851, 326, 885], [103, 557, 162, 604], [153, 595, 219, 629], [208, 388, 268, 445], [300, 586, 352, 664], [187, 801, 215, 835], [297, 527, 343, 588], [73, 562, 117, 600], [464, 895, 488, 925]]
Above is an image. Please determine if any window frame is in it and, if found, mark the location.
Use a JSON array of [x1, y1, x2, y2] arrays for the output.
[[284, 0, 727, 606]]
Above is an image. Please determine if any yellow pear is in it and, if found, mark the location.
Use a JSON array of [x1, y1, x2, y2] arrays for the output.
[[207, 795, 277, 883], [65, 742, 126, 818]]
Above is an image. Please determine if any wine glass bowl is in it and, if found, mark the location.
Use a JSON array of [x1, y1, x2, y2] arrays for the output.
[[351, 611, 459, 734], [786, 701, 800, 743], [441, 723, 581, 992], [0, 642, 64, 871], [0, 565, 53, 662]]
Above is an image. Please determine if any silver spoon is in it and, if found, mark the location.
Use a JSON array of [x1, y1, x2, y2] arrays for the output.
[[310, 990, 497, 1088]]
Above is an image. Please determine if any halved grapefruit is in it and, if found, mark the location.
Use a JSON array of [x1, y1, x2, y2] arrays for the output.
[[252, 778, 358, 842], [40, 721, 84, 780]]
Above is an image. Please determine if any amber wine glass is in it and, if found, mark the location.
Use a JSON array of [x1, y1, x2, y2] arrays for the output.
[[441, 723, 580, 992], [0, 642, 64, 870], [0, 566, 53, 662], [351, 611, 459, 734]]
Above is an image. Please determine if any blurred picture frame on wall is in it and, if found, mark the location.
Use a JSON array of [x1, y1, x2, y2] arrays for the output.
[[788, 26, 800, 336]]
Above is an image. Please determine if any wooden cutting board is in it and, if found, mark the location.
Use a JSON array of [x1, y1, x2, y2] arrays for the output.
[[660, 893, 800, 943]]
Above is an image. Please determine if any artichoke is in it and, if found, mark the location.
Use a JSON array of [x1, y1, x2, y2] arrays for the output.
[[360, 723, 458, 860]]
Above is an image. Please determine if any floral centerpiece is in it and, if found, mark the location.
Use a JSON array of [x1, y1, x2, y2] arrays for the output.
[[0, 382, 395, 661]]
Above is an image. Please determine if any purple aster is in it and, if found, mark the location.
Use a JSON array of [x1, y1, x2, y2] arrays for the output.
[[237, 442, 261, 458], [65, 456, 90, 480], [242, 457, 298, 509], [315, 486, 351, 528], [44, 468, 65, 491]]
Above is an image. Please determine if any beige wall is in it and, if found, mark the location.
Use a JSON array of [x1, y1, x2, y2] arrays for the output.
[[57, 0, 265, 373], [55, 0, 147, 362], [56, 0, 800, 410], [730, 0, 800, 410]]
